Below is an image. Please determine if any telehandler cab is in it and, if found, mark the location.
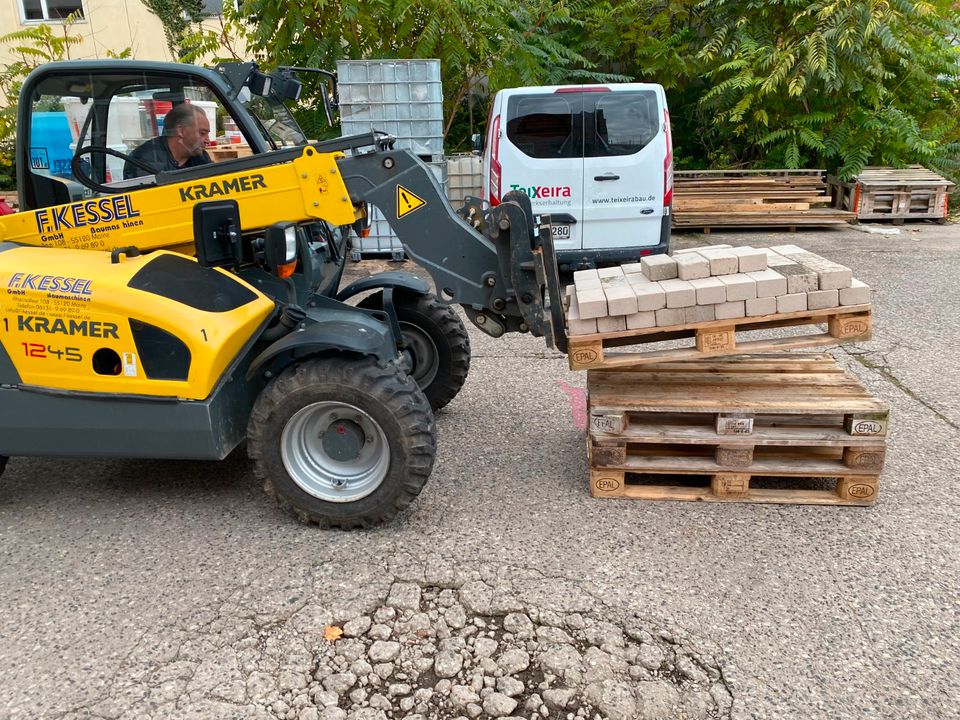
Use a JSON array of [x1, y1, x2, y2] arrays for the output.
[[0, 60, 567, 526]]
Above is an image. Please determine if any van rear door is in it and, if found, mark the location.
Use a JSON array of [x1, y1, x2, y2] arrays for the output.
[[499, 90, 583, 254], [580, 86, 666, 250]]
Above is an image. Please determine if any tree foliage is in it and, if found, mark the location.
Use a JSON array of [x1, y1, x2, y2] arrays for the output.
[[581, 0, 960, 179], [240, 0, 623, 148], [141, 0, 206, 59], [0, 16, 85, 188]]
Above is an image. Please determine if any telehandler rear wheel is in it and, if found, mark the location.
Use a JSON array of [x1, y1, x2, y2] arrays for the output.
[[247, 356, 436, 528], [358, 291, 471, 411]]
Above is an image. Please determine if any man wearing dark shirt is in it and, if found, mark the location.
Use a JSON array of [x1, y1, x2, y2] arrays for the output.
[[123, 103, 213, 179]]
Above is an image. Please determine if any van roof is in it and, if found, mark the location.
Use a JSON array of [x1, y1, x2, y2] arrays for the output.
[[496, 83, 664, 95]]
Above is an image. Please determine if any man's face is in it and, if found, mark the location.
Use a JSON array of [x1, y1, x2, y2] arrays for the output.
[[179, 112, 211, 156]]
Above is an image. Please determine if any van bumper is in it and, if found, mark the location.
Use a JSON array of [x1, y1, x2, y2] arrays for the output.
[[556, 215, 671, 271]]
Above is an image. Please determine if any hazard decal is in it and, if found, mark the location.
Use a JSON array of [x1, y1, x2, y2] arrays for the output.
[[396, 185, 427, 219]]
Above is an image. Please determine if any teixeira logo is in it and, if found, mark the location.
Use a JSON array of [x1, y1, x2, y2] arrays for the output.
[[509, 184, 572, 199]]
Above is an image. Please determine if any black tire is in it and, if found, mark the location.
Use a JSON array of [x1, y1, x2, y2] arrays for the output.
[[0, 456, 6, 477], [247, 355, 436, 528], [358, 291, 471, 411]]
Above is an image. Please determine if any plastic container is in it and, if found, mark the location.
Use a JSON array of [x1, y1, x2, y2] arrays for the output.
[[337, 59, 444, 158], [445, 154, 483, 207], [30, 112, 75, 177]]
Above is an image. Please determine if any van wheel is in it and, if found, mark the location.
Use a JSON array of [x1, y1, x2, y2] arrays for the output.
[[247, 355, 436, 529], [358, 290, 471, 411]]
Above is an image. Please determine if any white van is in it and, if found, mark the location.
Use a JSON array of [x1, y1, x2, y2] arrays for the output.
[[481, 84, 672, 270]]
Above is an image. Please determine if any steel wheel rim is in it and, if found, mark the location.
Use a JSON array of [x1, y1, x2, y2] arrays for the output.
[[280, 401, 389, 503], [400, 321, 440, 389]]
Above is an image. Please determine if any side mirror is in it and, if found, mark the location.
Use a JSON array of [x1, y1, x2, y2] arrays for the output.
[[265, 222, 299, 278], [471, 133, 483, 153], [194, 200, 242, 269]]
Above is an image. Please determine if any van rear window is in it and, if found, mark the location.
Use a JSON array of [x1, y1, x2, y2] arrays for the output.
[[506, 95, 580, 159], [588, 91, 660, 157]]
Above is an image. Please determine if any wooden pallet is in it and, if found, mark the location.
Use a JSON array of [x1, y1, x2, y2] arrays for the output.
[[830, 166, 953, 222], [589, 468, 880, 506], [587, 353, 888, 506], [672, 169, 856, 229], [567, 305, 872, 370]]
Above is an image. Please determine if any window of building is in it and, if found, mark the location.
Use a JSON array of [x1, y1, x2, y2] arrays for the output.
[[20, 0, 84, 22]]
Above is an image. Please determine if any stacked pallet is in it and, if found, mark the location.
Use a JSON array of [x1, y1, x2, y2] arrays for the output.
[[830, 165, 953, 223], [587, 353, 889, 506], [672, 169, 855, 230], [564, 244, 872, 369]]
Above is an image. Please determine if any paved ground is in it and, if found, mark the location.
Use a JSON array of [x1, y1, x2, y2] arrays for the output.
[[1, 221, 958, 720]]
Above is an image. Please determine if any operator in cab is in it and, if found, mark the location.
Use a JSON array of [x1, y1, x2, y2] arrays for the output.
[[124, 103, 212, 179]]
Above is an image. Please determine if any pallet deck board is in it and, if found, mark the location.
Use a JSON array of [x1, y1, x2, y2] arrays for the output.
[[568, 306, 872, 370]]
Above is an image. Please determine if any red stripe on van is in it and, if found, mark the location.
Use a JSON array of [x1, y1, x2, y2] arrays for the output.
[[555, 87, 610, 93]]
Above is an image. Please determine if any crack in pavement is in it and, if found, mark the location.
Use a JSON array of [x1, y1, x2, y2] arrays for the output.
[[842, 346, 960, 431]]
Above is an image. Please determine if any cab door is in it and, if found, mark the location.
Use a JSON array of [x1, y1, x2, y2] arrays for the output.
[[580, 87, 665, 250]]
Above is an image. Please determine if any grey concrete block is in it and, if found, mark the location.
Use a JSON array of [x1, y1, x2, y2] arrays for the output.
[[719, 274, 758, 301], [807, 289, 840, 310], [675, 252, 711, 280], [685, 305, 716, 324], [840, 278, 871, 306], [816, 266, 853, 291], [626, 310, 657, 329], [634, 282, 667, 312], [764, 249, 796, 267], [699, 248, 739, 276], [776, 264, 819, 293], [655, 307, 686, 327], [776, 293, 808, 314], [576, 288, 608, 319], [715, 301, 746, 320], [745, 296, 777, 317], [732, 247, 768, 273], [598, 265, 626, 279], [597, 315, 627, 333], [747, 269, 788, 298], [567, 296, 598, 335], [689, 277, 727, 305], [574, 274, 602, 291], [621, 262, 645, 275], [660, 278, 697, 308], [641, 254, 678, 281], [626, 272, 651, 286], [675, 244, 732, 254], [573, 268, 599, 283], [604, 283, 639, 316]]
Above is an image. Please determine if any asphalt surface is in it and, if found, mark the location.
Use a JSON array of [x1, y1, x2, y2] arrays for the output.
[[1, 221, 958, 719]]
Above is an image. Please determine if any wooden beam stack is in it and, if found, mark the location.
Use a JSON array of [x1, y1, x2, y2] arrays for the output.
[[672, 169, 855, 230]]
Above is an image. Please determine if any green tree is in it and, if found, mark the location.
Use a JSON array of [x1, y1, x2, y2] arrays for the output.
[[583, 0, 960, 179], [142, 0, 205, 59], [0, 16, 84, 188], [242, 0, 620, 150]]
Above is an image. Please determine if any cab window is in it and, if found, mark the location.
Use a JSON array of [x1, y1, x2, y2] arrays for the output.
[[23, 71, 250, 211]]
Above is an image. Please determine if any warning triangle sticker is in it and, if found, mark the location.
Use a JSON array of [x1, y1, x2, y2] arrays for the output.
[[396, 185, 427, 219]]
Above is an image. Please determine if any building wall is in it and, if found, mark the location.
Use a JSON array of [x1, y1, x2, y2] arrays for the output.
[[0, 0, 233, 64]]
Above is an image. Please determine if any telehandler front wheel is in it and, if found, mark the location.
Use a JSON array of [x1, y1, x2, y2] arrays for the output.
[[358, 291, 471, 412], [247, 356, 436, 529]]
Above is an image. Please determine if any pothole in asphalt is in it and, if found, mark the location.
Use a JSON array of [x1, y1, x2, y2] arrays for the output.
[[277, 581, 733, 720]]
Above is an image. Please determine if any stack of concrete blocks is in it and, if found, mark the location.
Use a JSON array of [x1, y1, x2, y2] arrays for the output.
[[566, 244, 871, 336]]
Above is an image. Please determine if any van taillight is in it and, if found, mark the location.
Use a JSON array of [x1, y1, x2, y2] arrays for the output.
[[663, 108, 673, 207], [488, 114, 501, 206]]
